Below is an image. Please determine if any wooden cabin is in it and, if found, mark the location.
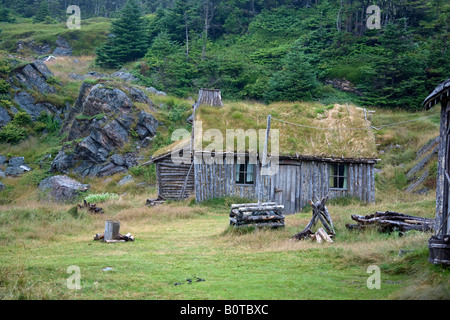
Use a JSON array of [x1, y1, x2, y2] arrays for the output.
[[424, 79, 450, 265], [150, 92, 379, 214]]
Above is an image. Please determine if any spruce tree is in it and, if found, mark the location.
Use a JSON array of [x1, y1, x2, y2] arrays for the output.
[[34, 0, 51, 23], [96, 0, 148, 68]]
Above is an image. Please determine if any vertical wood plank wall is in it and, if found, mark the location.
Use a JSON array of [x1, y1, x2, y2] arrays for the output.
[[192, 157, 376, 214]]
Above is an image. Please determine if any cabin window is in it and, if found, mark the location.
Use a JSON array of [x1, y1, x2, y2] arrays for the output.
[[236, 161, 255, 185], [329, 164, 348, 189]]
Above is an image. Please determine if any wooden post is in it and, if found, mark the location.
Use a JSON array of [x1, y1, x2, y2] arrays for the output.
[[104, 220, 120, 241], [259, 115, 271, 205]]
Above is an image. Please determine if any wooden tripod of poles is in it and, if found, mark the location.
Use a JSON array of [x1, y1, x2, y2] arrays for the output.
[[292, 196, 335, 241]]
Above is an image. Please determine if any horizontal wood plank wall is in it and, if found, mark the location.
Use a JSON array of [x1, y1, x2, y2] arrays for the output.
[[156, 157, 194, 199]]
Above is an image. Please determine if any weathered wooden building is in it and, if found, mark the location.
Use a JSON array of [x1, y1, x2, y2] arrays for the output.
[[150, 91, 379, 214], [424, 79, 450, 265]]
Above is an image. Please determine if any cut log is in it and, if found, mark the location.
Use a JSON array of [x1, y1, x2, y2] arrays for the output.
[[317, 228, 333, 243], [315, 231, 323, 243], [104, 220, 120, 241], [231, 202, 276, 209], [238, 205, 284, 212]]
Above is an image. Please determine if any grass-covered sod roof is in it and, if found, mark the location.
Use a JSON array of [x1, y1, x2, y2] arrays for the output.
[[194, 101, 378, 159]]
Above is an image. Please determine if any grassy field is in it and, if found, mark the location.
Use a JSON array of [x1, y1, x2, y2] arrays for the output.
[[0, 188, 448, 300]]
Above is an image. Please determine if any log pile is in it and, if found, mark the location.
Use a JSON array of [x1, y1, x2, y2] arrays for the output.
[[292, 196, 335, 242], [229, 202, 285, 228], [346, 211, 435, 232], [146, 195, 166, 207], [78, 200, 104, 214], [94, 232, 135, 242]]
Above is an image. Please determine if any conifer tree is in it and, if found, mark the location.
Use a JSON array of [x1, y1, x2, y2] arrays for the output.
[[96, 0, 148, 68]]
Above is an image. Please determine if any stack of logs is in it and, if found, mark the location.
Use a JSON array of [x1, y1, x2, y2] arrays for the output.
[[229, 202, 285, 228], [78, 200, 104, 214], [346, 211, 435, 232]]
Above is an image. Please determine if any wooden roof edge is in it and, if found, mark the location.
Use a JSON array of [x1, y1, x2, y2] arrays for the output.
[[423, 79, 450, 110]]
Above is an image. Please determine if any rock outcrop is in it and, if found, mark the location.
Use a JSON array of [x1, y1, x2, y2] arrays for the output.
[[3, 156, 32, 176], [51, 81, 160, 178]]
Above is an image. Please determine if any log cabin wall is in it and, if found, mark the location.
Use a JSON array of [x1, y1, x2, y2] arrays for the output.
[[192, 156, 375, 214], [156, 156, 195, 199]]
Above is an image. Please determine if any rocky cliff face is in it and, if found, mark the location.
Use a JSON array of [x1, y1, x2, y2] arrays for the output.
[[0, 60, 65, 128], [51, 81, 160, 178]]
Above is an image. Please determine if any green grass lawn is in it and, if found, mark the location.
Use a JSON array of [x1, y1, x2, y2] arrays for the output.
[[0, 191, 448, 300]]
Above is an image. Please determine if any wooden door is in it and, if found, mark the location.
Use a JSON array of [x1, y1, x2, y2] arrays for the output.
[[273, 164, 301, 214]]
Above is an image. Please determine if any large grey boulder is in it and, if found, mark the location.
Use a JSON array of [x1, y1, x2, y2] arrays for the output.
[[0, 106, 11, 127], [0, 182, 6, 191], [38, 175, 89, 202]]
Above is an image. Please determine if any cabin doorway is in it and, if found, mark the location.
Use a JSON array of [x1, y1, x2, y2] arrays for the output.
[[272, 164, 301, 214]]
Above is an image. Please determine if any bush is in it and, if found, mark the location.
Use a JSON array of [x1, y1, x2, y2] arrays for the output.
[[0, 123, 27, 144], [12, 112, 32, 126], [84, 193, 119, 203], [0, 79, 10, 94]]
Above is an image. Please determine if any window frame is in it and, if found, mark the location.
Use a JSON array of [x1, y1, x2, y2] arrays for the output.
[[235, 159, 256, 185], [329, 163, 349, 190]]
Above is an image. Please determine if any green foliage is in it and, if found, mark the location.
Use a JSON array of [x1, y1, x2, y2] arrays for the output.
[[12, 112, 32, 126], [96, 0, 149, 68], [0, 79, 10, 94], [33, 0, 52, 23], [84, 193, 119, 203], [265, 45, 320, 102], [0, 123, 28, 144]]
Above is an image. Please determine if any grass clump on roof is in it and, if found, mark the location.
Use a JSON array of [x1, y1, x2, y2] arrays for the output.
[[195, 101, 378, 159]]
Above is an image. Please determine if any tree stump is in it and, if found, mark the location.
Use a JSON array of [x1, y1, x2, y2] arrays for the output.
[[104, 220, 120, 241]]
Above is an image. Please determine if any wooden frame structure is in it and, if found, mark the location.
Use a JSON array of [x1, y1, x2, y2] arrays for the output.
[[424, 79, 450, 265]]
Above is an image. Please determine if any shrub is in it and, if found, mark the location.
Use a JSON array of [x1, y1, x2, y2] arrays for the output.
[[0, 123, 28, 144], [12, 112, 32, 126], [84, 193, 119, 203], [0, 79, 10, 94]]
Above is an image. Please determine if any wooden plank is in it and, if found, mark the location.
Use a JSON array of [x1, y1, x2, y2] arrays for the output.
[[104, 220, 120, 241]]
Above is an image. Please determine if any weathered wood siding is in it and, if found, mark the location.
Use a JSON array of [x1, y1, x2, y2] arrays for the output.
[[192, 157, 376, 214], [156, 156, 194, 199], [194, 157, 271, 203], [435, 101, 450, 237]]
